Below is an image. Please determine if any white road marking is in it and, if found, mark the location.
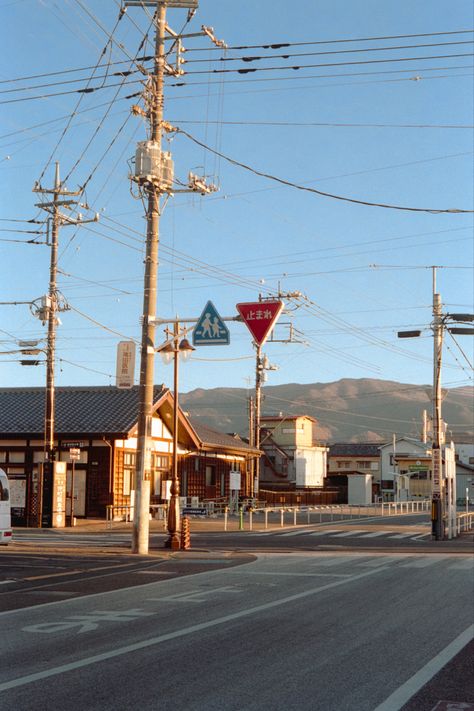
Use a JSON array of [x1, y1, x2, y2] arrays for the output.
[[0, 566, 387, 692], [448, 558, 474, 570], [147, 586, 241, 603], [400, 556, 448, 568], [0, 580, 15, 586], [332, 530, 366, 538], [358, 531, 390, 538], [308, 530, 339, 537], [357, 557, 401, 567], [389, 533, 416, 539], [22, 609, 154, 634], [373, 624, 474, 711]]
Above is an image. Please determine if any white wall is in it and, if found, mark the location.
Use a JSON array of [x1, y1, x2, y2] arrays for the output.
[[295, 447, 327, 487], [455, 444, 474, 466], [348, 475, 372, 505]]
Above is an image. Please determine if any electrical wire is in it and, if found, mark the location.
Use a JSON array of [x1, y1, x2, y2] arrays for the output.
[[184, 40, 474, 64], [177, 129, 474, 214], [183, 29, 474, 53], [182, 53, 474, 77]]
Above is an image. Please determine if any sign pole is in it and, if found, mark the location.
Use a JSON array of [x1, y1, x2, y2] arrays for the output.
[[70, 459, 75, 527]]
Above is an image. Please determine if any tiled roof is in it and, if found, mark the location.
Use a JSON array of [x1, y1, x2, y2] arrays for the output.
[[190, 419, 260, 454], [0, 386, 166, 436], [329, 443, 385, 457]]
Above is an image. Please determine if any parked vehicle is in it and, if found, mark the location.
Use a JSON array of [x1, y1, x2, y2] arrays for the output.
[[0, 468, 12, 545]]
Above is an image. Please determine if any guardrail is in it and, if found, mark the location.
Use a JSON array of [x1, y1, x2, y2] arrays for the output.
[[105, 504, 168, 529], [223, 500, 430, 531], [456, 511, 474, 534], [380, 500, 430, 516]]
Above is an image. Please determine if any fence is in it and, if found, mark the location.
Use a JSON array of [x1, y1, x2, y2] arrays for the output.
[[223, 500, 431, 531], [456, 511, 474, 534], [105, 503, 167, 529]]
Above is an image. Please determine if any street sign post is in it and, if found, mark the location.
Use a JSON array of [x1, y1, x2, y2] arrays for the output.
[[236, 300, 284, 346], [193, 301, 230, 346]]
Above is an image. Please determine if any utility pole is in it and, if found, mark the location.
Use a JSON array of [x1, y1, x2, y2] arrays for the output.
[[431, 267, 444, 540], [32, 162, 96, 526], [130, 1, 167, 556], [251, 290, 305, 498], [126, 0, 220, 554], [398, 266, 474, 540]]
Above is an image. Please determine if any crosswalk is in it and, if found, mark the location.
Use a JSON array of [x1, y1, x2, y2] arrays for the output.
[[256, 527, 433, 541]]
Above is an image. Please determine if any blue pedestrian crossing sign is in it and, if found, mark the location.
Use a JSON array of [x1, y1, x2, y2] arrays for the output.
[[193, 301, 230, 346]]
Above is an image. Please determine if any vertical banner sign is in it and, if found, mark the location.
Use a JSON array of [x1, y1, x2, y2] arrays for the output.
[[116, 341, 136, 389], [432, 447, 442, 497], [236, 300, 284, 347]]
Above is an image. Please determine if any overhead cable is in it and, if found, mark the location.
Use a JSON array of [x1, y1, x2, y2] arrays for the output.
[[177, 129, 474, 213]]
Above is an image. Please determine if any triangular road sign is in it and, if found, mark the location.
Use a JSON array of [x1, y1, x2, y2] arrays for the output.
[[193, 300, 230, 346], [236, 300, 283, 347]]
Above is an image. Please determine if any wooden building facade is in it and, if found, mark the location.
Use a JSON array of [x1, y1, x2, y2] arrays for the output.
[[0, 386, 260, 526]]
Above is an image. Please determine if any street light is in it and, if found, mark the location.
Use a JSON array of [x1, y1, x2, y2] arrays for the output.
[[157, 323, 195, 550]]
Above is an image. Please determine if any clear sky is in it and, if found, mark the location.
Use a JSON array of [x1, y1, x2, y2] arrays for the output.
[[1, 0, 473, 396]]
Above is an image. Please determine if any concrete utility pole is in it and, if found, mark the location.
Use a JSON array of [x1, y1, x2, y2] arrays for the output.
[[131, 1, 167, 556], [127, 0, 220, 554], [33, 163, 96, 525], [398, 266, 473, 540], [431, 268, 444, 540]]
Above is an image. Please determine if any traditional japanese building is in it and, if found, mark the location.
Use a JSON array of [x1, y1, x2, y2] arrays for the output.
[[0, 386, 260, 525]]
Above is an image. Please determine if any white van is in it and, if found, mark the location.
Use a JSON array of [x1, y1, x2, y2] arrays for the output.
[[0, 469, 12, 545]]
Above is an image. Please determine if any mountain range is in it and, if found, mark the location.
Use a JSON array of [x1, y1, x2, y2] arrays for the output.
[[180, 378, 473, 443]]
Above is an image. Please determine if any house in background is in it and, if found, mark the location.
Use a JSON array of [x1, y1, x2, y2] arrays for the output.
[[379, 438, 432, 500], [326, 443, 383, 502], [0, 386, 260, 526], [259, 414, 328, 489]]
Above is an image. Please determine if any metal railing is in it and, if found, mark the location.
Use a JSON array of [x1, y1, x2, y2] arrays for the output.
[[105, 503, 168, 529], [223, 500, 430, 531], [456, 511, 474, 533]]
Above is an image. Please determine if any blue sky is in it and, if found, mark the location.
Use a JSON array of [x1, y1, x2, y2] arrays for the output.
[[1, 0, 473, 396]]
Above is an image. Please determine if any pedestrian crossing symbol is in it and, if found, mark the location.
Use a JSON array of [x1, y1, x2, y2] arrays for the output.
[[193, 300, 230, 346]]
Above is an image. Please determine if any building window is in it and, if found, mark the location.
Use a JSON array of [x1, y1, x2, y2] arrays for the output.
[[206, 465, 217, 487], [8, 451, 25, 463], [356, 461, 371, 469], [152, 454, 169, 496], [123, 452, 135, 496]]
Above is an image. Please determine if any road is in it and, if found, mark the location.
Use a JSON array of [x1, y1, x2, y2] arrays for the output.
[[1, 514, 473, 710]]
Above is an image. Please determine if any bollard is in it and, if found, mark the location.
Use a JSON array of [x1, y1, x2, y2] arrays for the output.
[[239, 506, 244, 531], [265, 509, 268, 529], [180, 516, 191, 550], [293, 508, 297, 526], [280, 509, 284, 527], [224, 506, 228, 532], [249, 508, 253, 531]]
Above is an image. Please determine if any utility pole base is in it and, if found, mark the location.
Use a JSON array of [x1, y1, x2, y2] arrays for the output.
[[164, 533, 181, 550]]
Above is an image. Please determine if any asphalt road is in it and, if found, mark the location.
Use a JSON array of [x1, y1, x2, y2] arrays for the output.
[[1, 549, 473, 711]]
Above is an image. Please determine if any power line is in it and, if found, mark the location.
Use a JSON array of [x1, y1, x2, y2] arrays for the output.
[[177, 129, 474, 214], [183, 29, 474, 52], [183, 53, 474, 77], [184, 39, 474, 64]]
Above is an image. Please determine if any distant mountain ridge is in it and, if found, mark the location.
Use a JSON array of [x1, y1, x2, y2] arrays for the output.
[[180, 378, 474, 443]]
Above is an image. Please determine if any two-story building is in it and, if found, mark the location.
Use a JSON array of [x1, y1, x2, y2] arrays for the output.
[[259, 414, 328, 489], [326, 442, 383, 501]]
